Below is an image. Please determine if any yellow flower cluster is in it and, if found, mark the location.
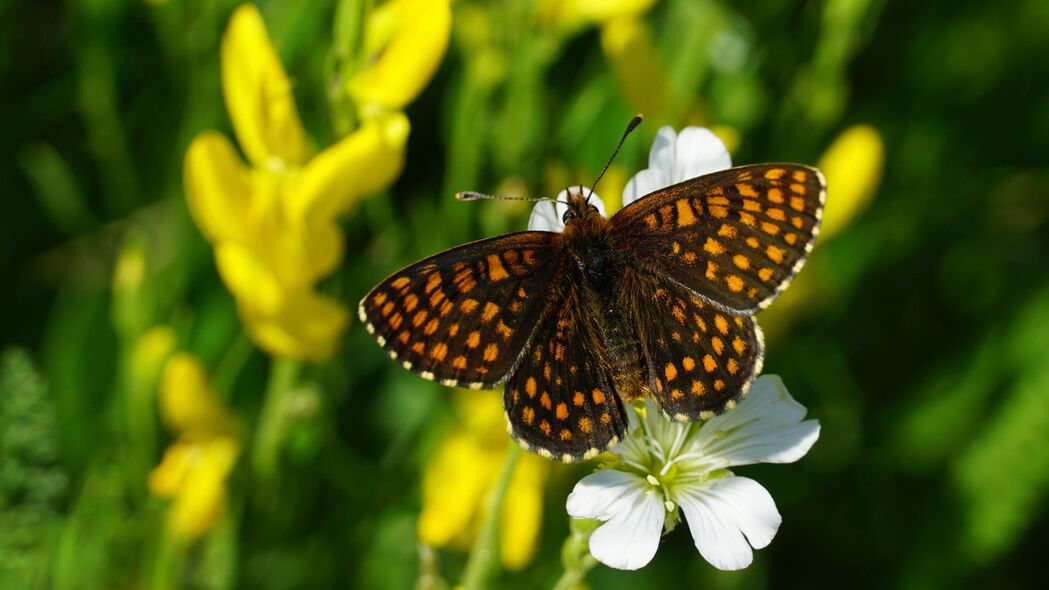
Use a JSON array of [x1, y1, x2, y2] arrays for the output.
[[184, 2, 450, 362], [418, 389, 551, 570], [149, 353, 240, 541]]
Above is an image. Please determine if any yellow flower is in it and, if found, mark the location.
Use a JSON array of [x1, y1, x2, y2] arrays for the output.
[[149, 353, 240, 541], [417, 390, 551, 570], [184, 4, 410, 361], [130, 326, 178, 388], [817, 124, 885, 240], [349, 0, 452, 114], [536, 0, 658, 31]]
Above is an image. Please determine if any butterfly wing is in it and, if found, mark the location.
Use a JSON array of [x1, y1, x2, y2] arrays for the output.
[[610, 164, 826, 313], [503, 281, 627, 462], [359, 231, 563, 388], [618, 268, 764, 420]]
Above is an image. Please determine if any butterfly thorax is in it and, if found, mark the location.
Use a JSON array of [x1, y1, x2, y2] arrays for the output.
[[560, 192, 649, 401]]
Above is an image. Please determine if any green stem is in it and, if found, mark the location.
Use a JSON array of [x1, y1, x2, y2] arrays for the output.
[[551, 519, 600, 590], [252, 358, 302, 479], [460, 444, 522, 590], [212, 331, 254, 395]]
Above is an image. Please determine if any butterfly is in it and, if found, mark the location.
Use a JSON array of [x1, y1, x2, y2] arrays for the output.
[[360, 163, 825, 462]]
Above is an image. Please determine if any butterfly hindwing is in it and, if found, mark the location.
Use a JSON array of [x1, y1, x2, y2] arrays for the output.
[[610, 164, 826, 313], [619, 269, 765, 420], [504, 286, 627, 462], [359, 231, 562, 388]]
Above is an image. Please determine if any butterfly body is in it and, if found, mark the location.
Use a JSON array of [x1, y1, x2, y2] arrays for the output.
[[360, 164, 825, 462]]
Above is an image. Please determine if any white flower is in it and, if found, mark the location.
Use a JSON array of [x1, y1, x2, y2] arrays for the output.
[[622, 126, 732, 207], [566, 376, 820, 571], [528, 126, 731, 233]]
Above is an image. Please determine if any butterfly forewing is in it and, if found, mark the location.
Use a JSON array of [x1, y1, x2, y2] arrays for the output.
[[359, 232, 562, 388], [610, 164, 825, 313], [504, 286, 627, 461], [620, 269, 764, 420]]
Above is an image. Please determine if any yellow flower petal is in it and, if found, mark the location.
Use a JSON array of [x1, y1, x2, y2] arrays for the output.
[[159, 353, 237, 436], [214, 242, 285, 314], [499, 454, 547, 570], [291, 112, 410, 221], [221, 3, 307, 168], [418, 432, 496, 546], [537, 0, 657, 28], [601, 17, 669, 119], [166, 438, 239, 541], [184, 132, 254, 245], [240, 289, 349, 362], [131, 326, 178, 387], [818, 124, 884, 240], [349, 0, 452, 112], [149, 442, 194, 499]]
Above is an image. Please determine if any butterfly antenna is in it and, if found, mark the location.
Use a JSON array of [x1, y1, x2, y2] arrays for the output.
[[456, 192, 547, 203], [586, 114, 644, 204]]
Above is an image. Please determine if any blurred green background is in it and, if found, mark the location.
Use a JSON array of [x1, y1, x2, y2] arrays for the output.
[[3, 0, 1049, 588]]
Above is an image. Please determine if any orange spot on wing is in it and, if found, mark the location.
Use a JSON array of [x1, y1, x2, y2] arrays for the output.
[[540, 420, 551, 436], [767, 245, 785, 264], [573, 391, 585, 406], [496, 321, 512, 340], [761, 221, 780, 235], [759, 268, 774, 282], [726, 275, 744, 292], [746, 236, 760, 248], [466, 331, 481, 348], [682, 357, 696, 372], [452, 355, 468, 370], [424, 318, 440, 335], [727, 358, 740, 375], [540, 392, 552, 410], [676, 199, 698, 226], [737, 183, 758, 197], [709, 205, 728, 218], [412, 310, 428, 327], [389, 313, 403, 330], [483, 344, 499, 362], [591, 389, 606, 404], [559, 429, 572, 441], [579, 417, 593, 433], [718, 224, 737, 238], [764, 168, 786, 180], [767, 208, 786, 221], [733, 336, 746, 355], [599, 412, 611, 424], [739, 211, 756, 226], [703, 354, 717, 372], [412, 342, 425, 355], [703, 237, 725, 256], [732, 254, 750, 269], [461, 299, 479, 313], [486, 254, 509, 281], [525, 377, 537, 398], [522, 406, 535, 425], [665, 362, 678, 382], [767, 188, 784, 203], [711, 337, 724, 355], [391, 277, 410, 290], [784, 233, 798, 245], [790, 183, 807, 195], [381, 302, 395, 317], [481, 302, 500, 322], [714, 379, 725, 391], [430, 343, 448, 361], [706, 261, 719, 281], [714, 315, 730, 335], [692, 380, 705, 395], [743, 199, 762, 212], [790, 196, 806, 212], [556, 402, 569, 420]]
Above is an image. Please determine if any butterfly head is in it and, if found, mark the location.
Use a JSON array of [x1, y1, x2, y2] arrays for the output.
[[560, 186, 604, 227]]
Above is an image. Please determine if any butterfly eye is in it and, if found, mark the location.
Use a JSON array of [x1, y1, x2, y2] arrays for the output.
[[562, 209, 577, 223], [588, 204, 599, 214]]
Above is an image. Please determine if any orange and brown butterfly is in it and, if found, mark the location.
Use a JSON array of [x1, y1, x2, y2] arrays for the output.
[[359, 123, 825, 463]]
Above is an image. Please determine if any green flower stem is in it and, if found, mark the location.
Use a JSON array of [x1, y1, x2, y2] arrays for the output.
[[252, 358, 302, 479], [552, 519, 600, 590], [460, 444, 522, 590]]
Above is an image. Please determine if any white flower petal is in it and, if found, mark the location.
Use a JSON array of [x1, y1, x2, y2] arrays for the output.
[[677, 476, 781, 571], [588, 485, 665, 570], [691, 375, 820, 468], [621, 126, 732, 208], [527, 187, 606, 233], [527, 199, 563, 232], [566, 469, 647, 520], [622, 167, 669, 207], [672, 127, 732, 183]]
